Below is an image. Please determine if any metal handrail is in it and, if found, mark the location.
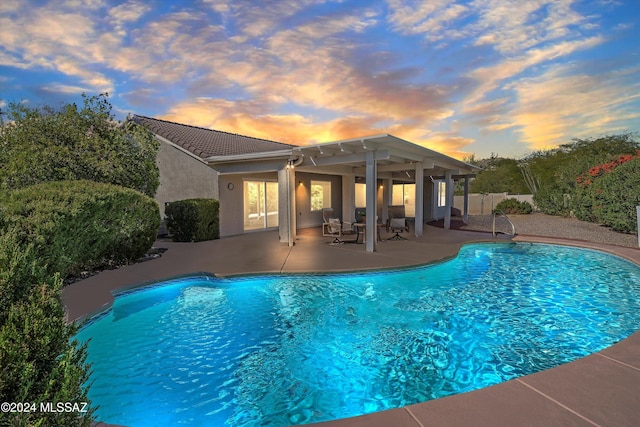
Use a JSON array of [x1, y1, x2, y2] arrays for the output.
[[492, 210, 516, 237]]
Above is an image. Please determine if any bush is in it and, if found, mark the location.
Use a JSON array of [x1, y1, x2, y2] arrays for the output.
[[533, 183, 571, 216], [588, 158, 640, 233], [0, 180, 160, 277], [525, 134, 639, 216], [165, 199, 220, 242], [0, 93, 160, 197], [494, 198, 533, 214], [0, 228, 94, 426]]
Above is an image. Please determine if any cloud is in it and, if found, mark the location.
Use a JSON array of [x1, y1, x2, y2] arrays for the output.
[[464, 35, 604, 108], [108, 1, 151, 35], [512, 64, 640, 150], [386, 0, 469, 42], [0, 2, 113, 94], [41, 83, 93, 94]]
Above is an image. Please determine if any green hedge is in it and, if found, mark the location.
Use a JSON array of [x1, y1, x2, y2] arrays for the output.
[[0, 180, 160, 277], [494, 198, 533, 214], [165, 198, 220, 242]]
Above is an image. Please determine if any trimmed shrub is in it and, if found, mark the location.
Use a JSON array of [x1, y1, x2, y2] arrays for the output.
[[165, 199, 220, 242], [494, 198, 533, 214], [0, 180, 160, 277], [0, 228, 94, 426]]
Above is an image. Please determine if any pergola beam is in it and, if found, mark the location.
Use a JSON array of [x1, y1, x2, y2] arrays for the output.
[[302, 149, 390, 167]]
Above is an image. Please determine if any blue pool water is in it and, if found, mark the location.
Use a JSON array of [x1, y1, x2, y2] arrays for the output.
[[75, 243, 640, 427]]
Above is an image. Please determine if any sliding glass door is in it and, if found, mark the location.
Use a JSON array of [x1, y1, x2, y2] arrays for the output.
[[244, 180, 279, 231]]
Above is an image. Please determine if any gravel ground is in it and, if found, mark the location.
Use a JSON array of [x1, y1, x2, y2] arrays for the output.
[[461, 212, 639, 248]]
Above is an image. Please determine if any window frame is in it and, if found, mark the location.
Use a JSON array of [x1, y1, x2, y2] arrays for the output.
[[310, 180, 332, 211]]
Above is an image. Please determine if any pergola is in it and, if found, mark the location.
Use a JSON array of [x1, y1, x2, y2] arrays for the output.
[[277, 134, 480, 252], [206, 134, 479, 252]]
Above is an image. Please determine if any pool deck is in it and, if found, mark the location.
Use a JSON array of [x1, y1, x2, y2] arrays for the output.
[[65, 225, 640, 427]]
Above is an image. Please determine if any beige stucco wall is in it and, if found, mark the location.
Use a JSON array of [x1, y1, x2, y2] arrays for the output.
[[218, 172, 344, 237], [218, 172, 279, 237], [295, 173, 343, 228], [155, 142, 219, 219]]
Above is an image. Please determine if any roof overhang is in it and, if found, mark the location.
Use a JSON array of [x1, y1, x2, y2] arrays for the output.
[[200, 134, 479, 178], [292, 134, 480, 179], [204, 149, 294, 174]]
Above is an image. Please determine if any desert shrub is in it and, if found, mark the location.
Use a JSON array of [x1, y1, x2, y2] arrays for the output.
[[526, 134, 639, 216], [586, 158, 640, 233], [165, 199, 220, 242], [0, 228, 94, 426], [494, 198, 533, 214], [0, 180, 160, 277], [533, 183, 571, 216]]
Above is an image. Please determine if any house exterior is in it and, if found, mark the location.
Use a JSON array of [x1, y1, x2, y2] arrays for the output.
[[134, 115, 480, 252]]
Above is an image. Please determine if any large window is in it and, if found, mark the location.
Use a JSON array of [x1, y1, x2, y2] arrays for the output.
[[392, 183, 415, 217], [355, 183, 366, 207], [244, 180, 278, 231], [437, 181, 447, 207], [310, 180, 331, 211]]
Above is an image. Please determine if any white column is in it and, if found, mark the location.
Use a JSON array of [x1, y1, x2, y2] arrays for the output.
[[278, 167, 296, 246], [463, 175, 470, 223], [365, 151, 377, 252], [414, 162, 424, 237], [444, 170, 452, 229]]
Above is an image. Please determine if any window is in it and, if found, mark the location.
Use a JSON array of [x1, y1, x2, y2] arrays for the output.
[[244, 180, 278, 231], [355, 183, 366, 207], [310, 180, 331, 211], [437, 181, 447, 207], [392, 183, 416, 217]]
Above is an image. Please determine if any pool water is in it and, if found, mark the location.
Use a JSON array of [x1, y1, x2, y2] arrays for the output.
[[75, 243, 640, 427]]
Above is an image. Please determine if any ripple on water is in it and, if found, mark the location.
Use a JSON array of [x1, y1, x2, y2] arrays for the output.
[[75, 243, 640, 427]]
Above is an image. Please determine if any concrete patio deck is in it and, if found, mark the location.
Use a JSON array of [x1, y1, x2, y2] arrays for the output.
[[64, 225, 640, 427]]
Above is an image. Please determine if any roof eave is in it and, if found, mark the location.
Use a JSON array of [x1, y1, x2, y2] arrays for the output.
[[204, 148, 294, 165]]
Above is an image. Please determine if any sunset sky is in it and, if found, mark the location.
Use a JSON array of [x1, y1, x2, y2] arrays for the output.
[[1, 0, 639, 159]]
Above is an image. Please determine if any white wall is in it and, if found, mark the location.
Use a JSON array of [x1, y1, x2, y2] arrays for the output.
[[454, 193, 536, 215]]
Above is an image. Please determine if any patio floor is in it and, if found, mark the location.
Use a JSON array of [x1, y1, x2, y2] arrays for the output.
[[64, 225, 640, 427]]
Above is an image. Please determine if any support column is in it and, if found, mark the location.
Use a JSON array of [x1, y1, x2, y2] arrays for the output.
[[414, 162, 424, 237], [278, 167, 296, 246], [463, 175, 470, 223], [444, 170, 452, 229], [365, 151, 377, 252]]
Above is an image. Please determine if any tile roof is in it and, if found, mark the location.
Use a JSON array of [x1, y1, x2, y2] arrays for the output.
[[132, 115, 295, 159]]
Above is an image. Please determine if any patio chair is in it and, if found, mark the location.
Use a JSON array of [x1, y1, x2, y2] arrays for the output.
[[387, 205, 409, 240], [322, 208, 355, 244], [354, 207, 384, 242]]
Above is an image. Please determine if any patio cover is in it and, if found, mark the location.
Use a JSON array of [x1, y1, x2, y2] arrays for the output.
[[207, 134, 480, 252]]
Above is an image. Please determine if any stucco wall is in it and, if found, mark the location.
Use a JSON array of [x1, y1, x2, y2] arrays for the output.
[[156, 142, 219, 219], [217, 172, 344, 237], [218, 172, 278, 237], [295, 173, 343, 228]]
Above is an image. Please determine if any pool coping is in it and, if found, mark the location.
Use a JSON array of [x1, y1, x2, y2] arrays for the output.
[[66, 228, 640, 427]]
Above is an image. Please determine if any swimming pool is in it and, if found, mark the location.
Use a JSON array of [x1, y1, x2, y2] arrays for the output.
[[75, 242, 640, 427]]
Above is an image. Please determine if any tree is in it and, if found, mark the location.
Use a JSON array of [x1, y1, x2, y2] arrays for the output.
[[0, 93, 159, 197], [469, 157, 529, 194]]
